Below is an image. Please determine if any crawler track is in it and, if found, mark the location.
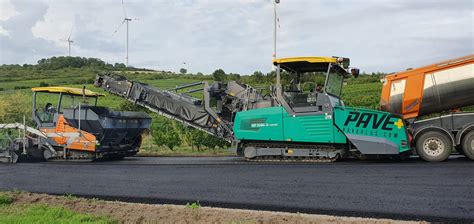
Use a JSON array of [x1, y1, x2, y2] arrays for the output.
[[243, 142, 343, 163]]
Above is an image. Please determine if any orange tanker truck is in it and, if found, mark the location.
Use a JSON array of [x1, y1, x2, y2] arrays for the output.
[[380, 55, 474, 162]]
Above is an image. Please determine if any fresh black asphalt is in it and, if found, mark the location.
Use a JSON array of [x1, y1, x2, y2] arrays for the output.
[[0, 156, 473, 222]]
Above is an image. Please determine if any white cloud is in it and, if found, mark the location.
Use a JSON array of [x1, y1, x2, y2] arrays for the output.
[[0, 0, 472, 74], [0, 0, 18, 37], [0, 0, 18, 21], [0, 26, 9, 37]]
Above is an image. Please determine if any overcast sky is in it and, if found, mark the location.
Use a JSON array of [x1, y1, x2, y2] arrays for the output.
[[0, 0, 472, 74]]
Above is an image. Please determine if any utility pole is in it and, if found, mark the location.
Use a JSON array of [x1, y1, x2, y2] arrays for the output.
[[273, 0, 280, 70]]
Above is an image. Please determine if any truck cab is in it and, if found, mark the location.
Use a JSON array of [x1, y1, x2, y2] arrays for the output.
[[272, 57, 349, 114], [32, 87, 101, 128]]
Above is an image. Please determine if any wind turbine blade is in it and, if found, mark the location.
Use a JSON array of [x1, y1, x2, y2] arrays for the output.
[[122, 0, 127, 18], [68, 24, 74, 39], [113, 19, 126, 35]]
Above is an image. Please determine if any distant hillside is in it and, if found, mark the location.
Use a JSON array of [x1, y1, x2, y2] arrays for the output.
[[0, 56, 154, 91], [0, 56, 386, 107]]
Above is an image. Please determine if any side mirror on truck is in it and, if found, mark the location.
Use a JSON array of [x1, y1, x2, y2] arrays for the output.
[[351, 68, 360, 78]]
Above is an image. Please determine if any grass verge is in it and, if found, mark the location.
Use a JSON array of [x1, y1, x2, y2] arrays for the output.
[[0, 191, 424, 224], [0, 193, 13, 205], [0, 192, 116, 224]]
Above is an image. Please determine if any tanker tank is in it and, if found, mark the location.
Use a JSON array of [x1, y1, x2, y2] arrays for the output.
[[380, 55, 474, 118], [379, 55, 474, 162]]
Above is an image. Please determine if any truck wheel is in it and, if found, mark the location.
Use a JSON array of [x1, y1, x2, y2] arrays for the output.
[[461, 131, 474, 160], [416, 131, 452, 162]]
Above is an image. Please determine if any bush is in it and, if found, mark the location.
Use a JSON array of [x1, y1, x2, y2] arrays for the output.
[[185, 201, 201, 209], [39, 81, 49, 87], [0, 194, 14, 205], [212, 69, 227, 81], [119, 101, 148, 112], [202, 134, 228, 150], [151, 118, 182, 150]]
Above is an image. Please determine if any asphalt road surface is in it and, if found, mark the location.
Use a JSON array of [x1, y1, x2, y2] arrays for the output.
[[0, 156, 473, 222]]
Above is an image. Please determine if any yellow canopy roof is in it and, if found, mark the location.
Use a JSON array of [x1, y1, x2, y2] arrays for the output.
[[31, 87, 105, 97], [273, 56, 337, 65], [272, 56, 343, 73]]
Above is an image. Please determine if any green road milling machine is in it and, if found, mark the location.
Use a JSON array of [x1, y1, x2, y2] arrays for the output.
[[95, 56, 411, 162]]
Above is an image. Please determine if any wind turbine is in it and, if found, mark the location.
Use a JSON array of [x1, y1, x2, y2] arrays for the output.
[[60, 25, 74, 56], [114, 0, 137, 67]]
